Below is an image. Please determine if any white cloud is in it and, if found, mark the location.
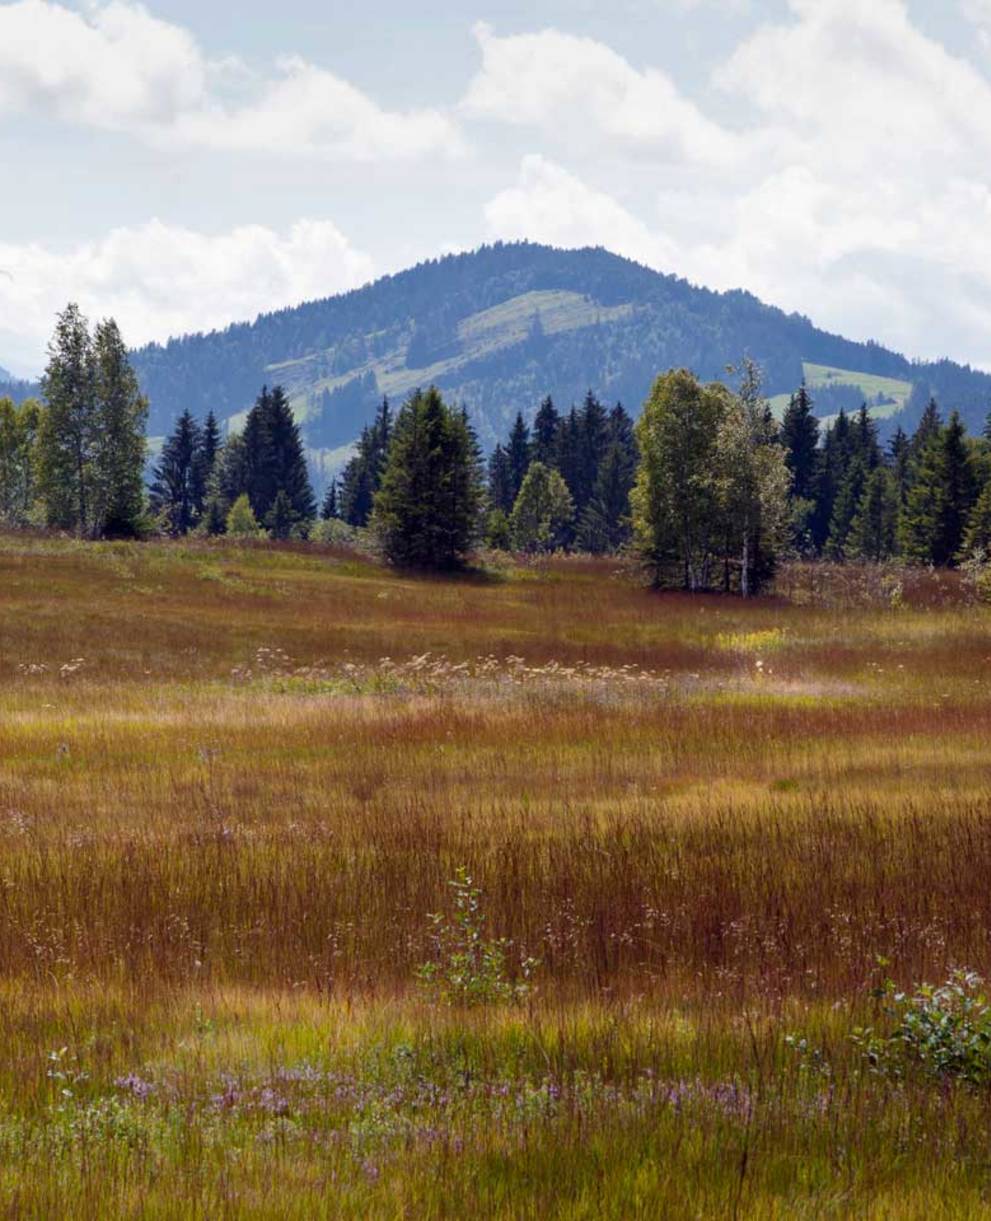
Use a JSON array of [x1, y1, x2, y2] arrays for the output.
[[462, 22, 736, 165], [481, 2, 991, 370], [0, 219, 374, 371], [0, 0, 462, 159], [485, 155, 680, 268]]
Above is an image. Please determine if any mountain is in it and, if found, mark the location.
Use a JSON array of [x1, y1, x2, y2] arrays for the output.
[[122, 242, 991, 470]]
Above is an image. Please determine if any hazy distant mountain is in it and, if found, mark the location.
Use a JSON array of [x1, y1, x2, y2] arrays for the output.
[[119, 242, 991, 466]]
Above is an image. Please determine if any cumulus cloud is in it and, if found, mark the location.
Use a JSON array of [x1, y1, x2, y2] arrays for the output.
[[481, 1, 991, 369], [0, 219, 374, 371], [0, 0, 462, 159], [485, 155, 680, 268], [462, 22, 736, 165]]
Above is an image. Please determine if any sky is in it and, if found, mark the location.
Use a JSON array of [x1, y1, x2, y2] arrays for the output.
[[2, 0, 991, 377]]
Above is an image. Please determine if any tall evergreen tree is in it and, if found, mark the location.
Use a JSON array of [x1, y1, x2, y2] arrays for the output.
[[339, 398, 391, 527], [810, 409, 853, 552], [899, 412, 974, 565], [962, 479, 991, 557], [888, 427, 912, 512], [242, 385, 315, 528], [781, 383, 820, 501], [532, 396, 560, 466], [371, 387, 482, 570], [827, 456, 869, 559], [506, 412, 532, 503], [321, 479, 340, 521], [487, 444, 514, 514], [847, 467, 897, 562], [202, 411, 222, 478], [149, 410, 207, 535]]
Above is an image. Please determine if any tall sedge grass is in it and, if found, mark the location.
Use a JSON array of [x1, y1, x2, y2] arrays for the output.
[[1, 533, 991, 1214]]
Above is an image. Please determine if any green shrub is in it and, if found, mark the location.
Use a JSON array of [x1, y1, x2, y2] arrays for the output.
[[854, 970, 991, 1084], [416, 868, 538, 1007]]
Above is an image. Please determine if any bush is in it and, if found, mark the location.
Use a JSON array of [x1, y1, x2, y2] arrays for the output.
[[853, 970, 991, 1084], [309, 517, 357, 546], [226, 494, 265, 539], [416, 868, 538, 1007]]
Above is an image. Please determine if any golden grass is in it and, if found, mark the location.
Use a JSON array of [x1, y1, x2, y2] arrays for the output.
[[2, 534, 991, 1214]]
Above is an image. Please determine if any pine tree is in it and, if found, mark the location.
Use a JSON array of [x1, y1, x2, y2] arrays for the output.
[[532, 396, 560, 466], [509, 462, 574, 553], [487, 444, 514, 514], [962, 479, 991, 557], [573, 391, 609, 516], [321, 479, 340, 521], [911, 397, 942, 456], [851, 403, 881, 470], [810, 410, 853, 552], [202, 411, 222, 479], [827, 457, 869, 559], [36, 304, 98, 534], [371, 387, 482, 570], [781, 382, 819, 501], [340, 398, 391, 526], [242, 385, 315, 527], [897, 411, 974, 566], [576, 442, 634, 553], [506, 412, 532, 503], [936, 411, 976, 564], [265, 490, 295, 540], [92, 318, 147, 538], [847, 467, 897, 562], [149, 410, 206, 535], [888, 427, 911, 512]]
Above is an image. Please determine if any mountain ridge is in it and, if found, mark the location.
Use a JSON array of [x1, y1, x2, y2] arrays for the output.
[[11, 244, 991, 461]]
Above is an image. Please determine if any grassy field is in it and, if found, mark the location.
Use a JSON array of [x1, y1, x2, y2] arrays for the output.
[[2, 534, 991, 1216], [769, 362, 913, 420]]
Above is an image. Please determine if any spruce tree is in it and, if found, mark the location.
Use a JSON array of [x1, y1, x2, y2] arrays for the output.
[[506, 412, 532, 503], [242, 385, 315, 527], [150, 410, 206, 535], [847, 467, 897, 562], [888, 427, 911, 512], [339, 398, 391, 527], [265, 490, 295, 540], [532, 396, 560, 466], [827, 456, 869, 559], [371, 387, 482, 570], [321, 479, 340, 521], [962, 479, 991, 557], [781, 382, 819, 501], [936, 410, 976, 564], [487, 444, 514, 514], [202, 411, 222, 479]]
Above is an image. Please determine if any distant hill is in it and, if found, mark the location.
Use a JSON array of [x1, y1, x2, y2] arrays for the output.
[[0, 370, 39, 404], [87, 242, 991, 471]]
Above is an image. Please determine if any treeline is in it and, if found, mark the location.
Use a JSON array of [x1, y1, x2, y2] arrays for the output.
[[6, 304, 991, 599], [780, 387, 991, 566]]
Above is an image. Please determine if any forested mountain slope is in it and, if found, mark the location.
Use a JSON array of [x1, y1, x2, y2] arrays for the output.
[[21, 243, 991, 458]]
